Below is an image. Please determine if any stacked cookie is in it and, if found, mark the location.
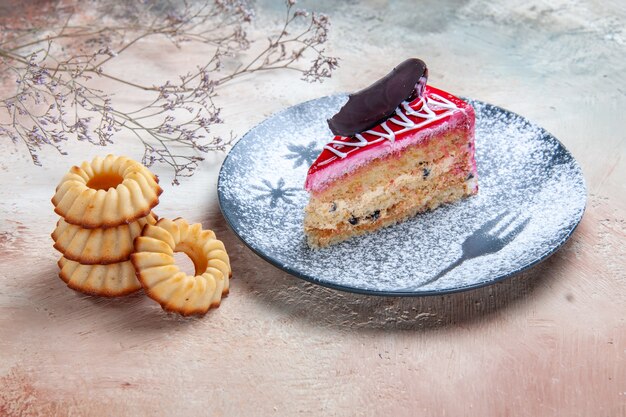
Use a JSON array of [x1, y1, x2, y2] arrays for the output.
[[51, 154, 233, 316], [51, 155, 162, 297]]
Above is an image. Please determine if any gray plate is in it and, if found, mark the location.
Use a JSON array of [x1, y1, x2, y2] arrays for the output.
[[217, 94, 586, 296]]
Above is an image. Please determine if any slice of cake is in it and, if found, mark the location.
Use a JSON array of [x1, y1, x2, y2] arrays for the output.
[[303, 58, 478, 248]]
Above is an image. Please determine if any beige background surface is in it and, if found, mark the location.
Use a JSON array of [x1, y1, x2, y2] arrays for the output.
[[1, 0, 625, 416]]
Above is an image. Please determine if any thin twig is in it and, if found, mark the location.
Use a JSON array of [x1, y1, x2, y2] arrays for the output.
[[0, 0, 338, 184]]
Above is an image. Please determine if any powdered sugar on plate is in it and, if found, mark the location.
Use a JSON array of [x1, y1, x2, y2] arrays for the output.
[[217, 95, 586, 295]]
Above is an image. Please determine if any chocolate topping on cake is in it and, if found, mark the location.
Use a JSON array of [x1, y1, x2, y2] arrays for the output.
[[327, 58, 428, 137]]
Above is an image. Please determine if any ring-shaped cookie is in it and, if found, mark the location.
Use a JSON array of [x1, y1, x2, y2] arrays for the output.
[[131, 218, 231, 316], [52, 154, 162, 228], [52, 212, 158, 265], [58, 257, 142, 297]]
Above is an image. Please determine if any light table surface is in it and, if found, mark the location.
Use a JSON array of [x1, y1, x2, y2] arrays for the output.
[[1, 1, 624, 415]]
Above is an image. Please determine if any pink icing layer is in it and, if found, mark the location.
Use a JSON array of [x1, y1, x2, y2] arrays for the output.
[[305, 85, 476, 193]]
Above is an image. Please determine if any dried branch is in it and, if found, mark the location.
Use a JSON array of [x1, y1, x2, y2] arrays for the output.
[[0, 0, 338, 184]]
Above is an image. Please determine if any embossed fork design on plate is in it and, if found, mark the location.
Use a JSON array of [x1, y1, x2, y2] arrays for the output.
[[407, 210, 530, 290]]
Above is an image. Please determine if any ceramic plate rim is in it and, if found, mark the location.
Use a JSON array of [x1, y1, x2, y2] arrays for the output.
[[217, 94, 587, 297]]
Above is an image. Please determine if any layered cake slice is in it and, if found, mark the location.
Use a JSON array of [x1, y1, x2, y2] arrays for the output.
[[304, 58, 478, 248]]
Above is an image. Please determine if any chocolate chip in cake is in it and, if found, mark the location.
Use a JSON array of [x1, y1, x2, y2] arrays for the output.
[[348, 216, 359, 225], [467, 172, 475, 180], [367, 210, 381, 221], [422, 168, 430, 178], [329, 202, 337, 212]]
